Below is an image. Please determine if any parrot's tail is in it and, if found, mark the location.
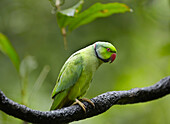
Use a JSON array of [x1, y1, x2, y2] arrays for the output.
[[50, 91, 73, 110]]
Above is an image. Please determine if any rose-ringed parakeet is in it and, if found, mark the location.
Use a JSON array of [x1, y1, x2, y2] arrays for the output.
[[50, 41, 117, 111]]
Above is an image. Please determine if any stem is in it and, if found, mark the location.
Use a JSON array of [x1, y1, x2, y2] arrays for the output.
[[21, 75, 28, 105], [61, 28, 67, 50], [20, 75, 28, 124], [28, 65, 50, 105], [49, 0, 68, 50], [56, 0, 61, 10], [55, 0, 68, 50]]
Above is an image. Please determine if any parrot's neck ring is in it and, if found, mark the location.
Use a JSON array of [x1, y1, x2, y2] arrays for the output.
[[94, 44, 110, 63]]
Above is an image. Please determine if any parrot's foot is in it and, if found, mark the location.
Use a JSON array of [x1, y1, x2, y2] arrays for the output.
[[80, 98, 95, 108], [72, 98, 95, 113], [72, 99, 86, 112]]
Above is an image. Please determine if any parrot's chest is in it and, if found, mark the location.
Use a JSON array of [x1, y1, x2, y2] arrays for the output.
[[68, 55, 99, 100]]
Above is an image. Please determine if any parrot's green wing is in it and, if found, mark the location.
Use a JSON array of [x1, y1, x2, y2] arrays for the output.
[[50, 54, 83, 110], [51, 62, 68, 98]]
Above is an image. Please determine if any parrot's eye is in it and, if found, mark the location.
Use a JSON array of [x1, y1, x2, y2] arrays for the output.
[[106, 48, 110, 52]]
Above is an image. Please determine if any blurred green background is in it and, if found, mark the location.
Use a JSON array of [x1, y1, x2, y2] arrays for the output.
[[0, 0, 170, 123]]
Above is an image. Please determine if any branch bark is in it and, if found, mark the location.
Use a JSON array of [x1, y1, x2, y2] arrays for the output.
[[0, 76, 170, 124]]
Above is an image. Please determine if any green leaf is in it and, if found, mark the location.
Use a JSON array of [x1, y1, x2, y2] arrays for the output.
[[0, 33, 20, 71], [56, 12, 73, 28], [56, 0, 84, 28], [68, 2, 132, 31], [59, 0, 84, 16]]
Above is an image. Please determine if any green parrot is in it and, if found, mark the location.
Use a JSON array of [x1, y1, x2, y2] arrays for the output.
[[50, 41, 117, 111]]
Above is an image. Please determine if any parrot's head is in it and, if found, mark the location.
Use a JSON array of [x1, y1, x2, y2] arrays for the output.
[[94, 41, 117, 63]]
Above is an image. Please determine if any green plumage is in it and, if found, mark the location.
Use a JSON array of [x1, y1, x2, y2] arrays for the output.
[[50, 41, 116, 110]]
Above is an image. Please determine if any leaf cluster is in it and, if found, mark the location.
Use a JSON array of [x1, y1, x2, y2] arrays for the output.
[[56, 0, 131, 31], [49, 0, 132, 48]]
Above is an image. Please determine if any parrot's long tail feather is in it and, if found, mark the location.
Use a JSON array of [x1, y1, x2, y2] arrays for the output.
[[50, 91, 68, 110], [50, 90, 73, 110]]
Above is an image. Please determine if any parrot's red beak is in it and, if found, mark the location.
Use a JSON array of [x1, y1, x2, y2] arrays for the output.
[[110, 53, 116, 63]]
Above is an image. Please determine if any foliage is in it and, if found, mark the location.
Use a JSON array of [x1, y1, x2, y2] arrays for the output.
[[0, 34, 50, 119], [56, 1, 131, 31], [49, 0, 132, 49], [0, 33, 20, 72]]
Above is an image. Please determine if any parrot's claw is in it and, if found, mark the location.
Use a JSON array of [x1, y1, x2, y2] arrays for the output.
[[72, 98, 95, 113], [80, 98, 95, 108], [72, 99, 86, 112]]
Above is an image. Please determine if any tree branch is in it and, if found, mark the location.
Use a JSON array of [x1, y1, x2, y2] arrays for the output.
[[0, 76, 170, 124]]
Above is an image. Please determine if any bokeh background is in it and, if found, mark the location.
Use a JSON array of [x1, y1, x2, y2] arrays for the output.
[[0, 0, 170, 123]]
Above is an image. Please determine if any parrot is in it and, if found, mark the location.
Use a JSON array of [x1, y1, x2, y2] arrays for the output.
[[50, 41, 117, 112]]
